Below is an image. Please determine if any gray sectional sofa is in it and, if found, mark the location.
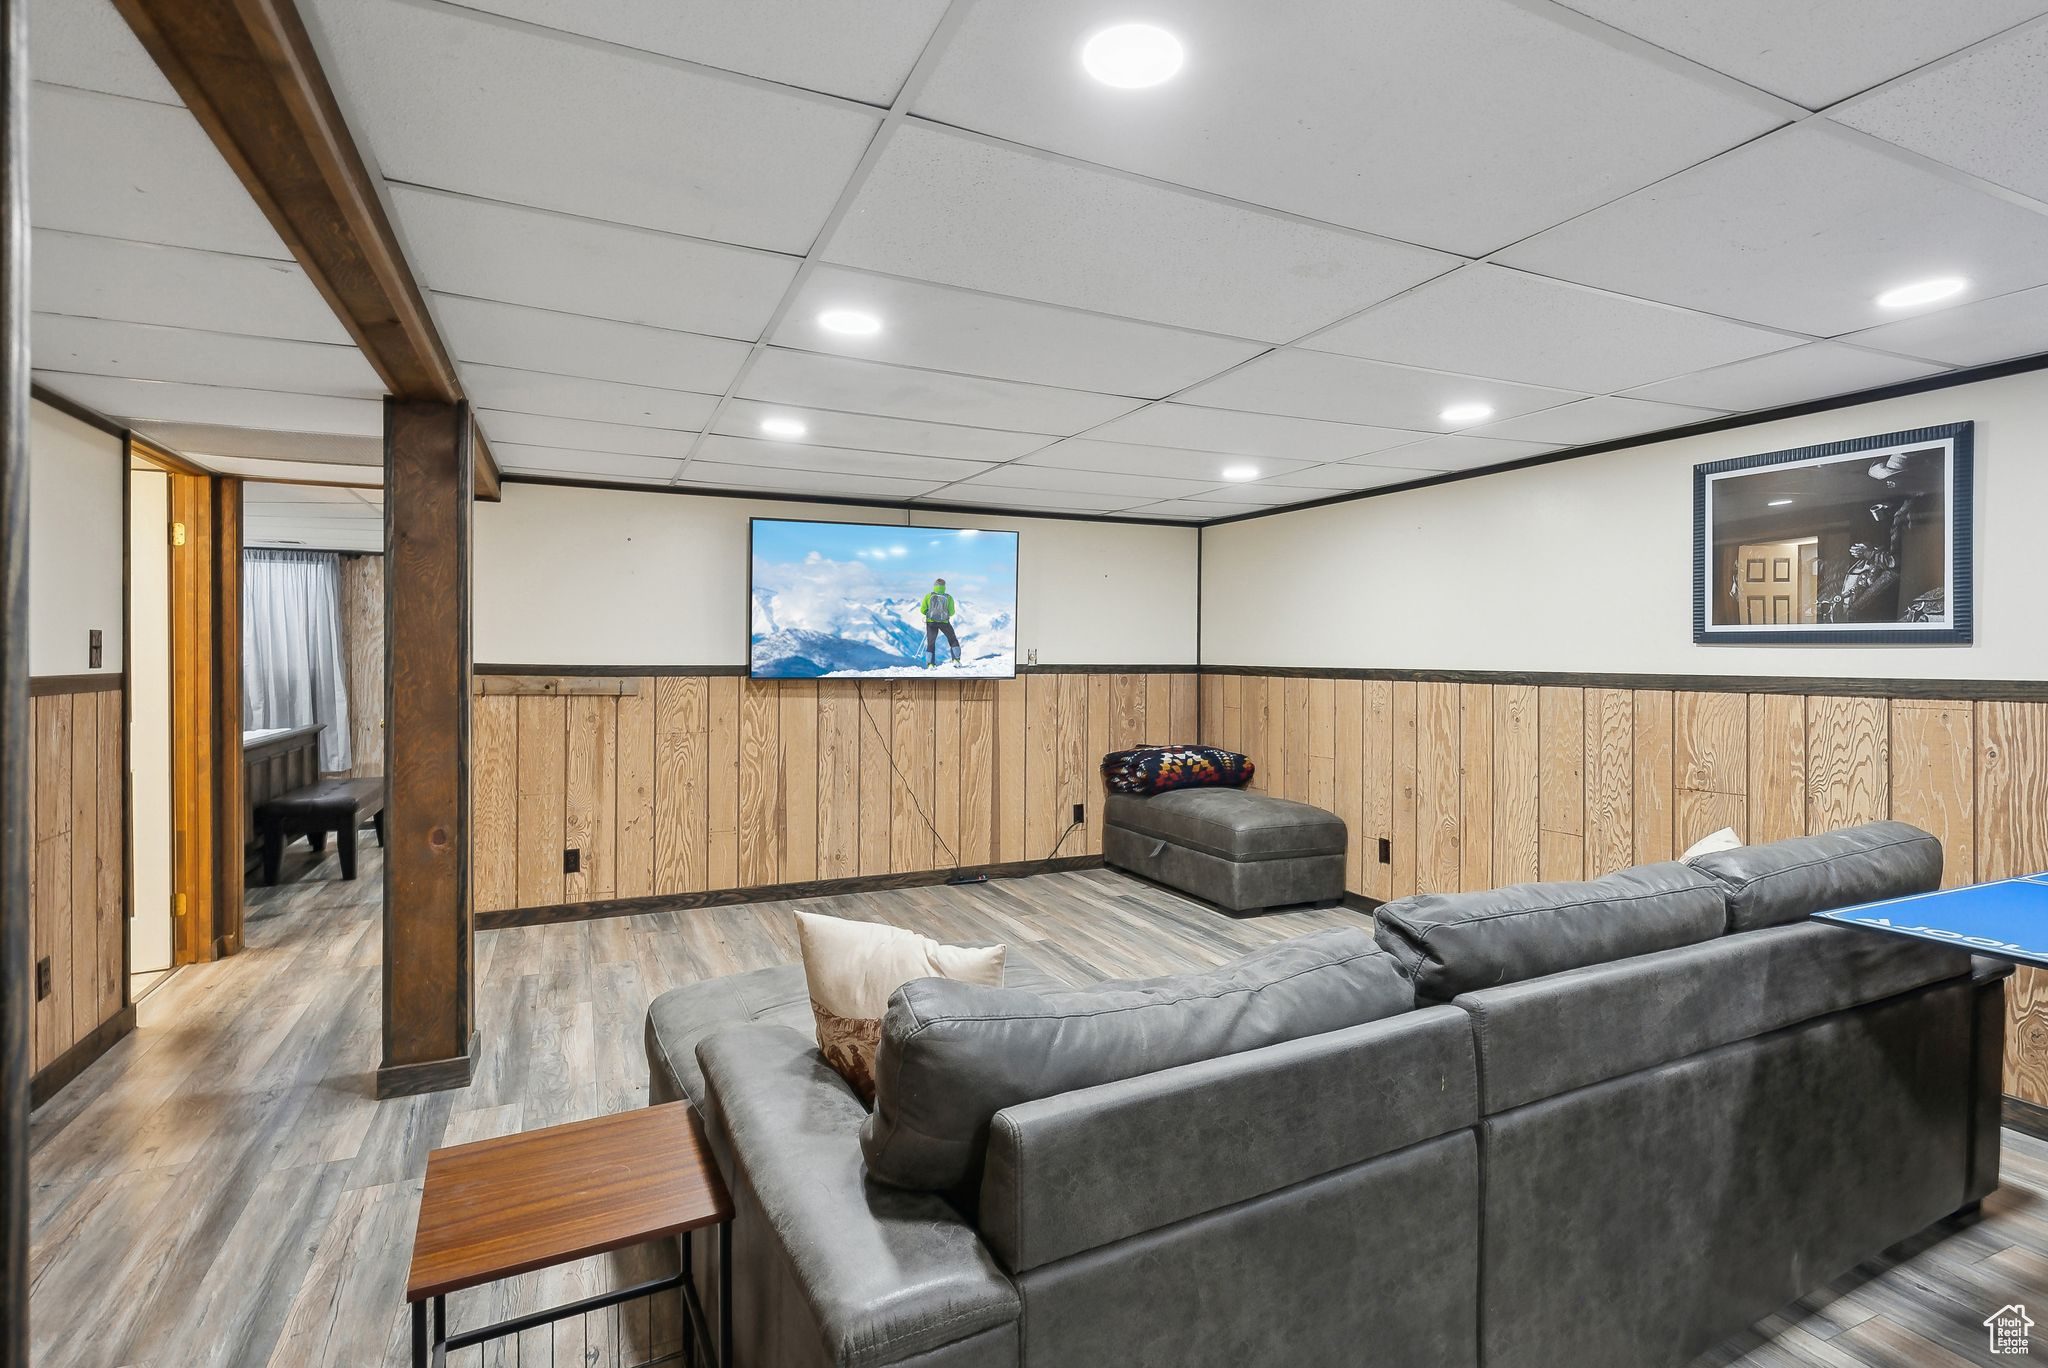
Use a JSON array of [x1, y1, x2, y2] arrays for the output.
[[644, 821, 2009, 1368]]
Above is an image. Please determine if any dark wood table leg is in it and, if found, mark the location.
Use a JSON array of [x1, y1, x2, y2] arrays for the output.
[[719, 1221, 732, 1368], [337, 817, 359, 881], [373, 808, 386, 847], [308, 828, 328, 854], [411, 1299, 426, 1368], [262, 820, 284, 887]]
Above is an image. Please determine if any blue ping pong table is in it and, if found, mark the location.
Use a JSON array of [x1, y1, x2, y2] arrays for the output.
[[1814, 874, 2048, 968]]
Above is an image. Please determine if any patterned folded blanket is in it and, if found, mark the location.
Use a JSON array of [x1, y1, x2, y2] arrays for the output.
[[1101, 744, 1255, 796]]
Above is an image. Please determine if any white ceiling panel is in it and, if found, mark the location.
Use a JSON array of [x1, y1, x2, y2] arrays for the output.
[[1016, 438, 1313, 484], [476, 410, 697, 460], [31, 232, 354, 344], [823, 123, 1456, 342], [912, 0, 1788, 256], [1306, 264, 1806, 392], [737, 349, 1144, 433], [1188, 483, 1320, 506], [245, 521, 384, 553], [1471, 395, 1726, 445], [30, 0, 183, 104], [940, 464, 1221, 500], [1553, 0, 2048, 108], [133, 424, 382, 466], [490, 445, 686, 480], [1366, 434, 1566, 472], [34, 373, 384, 435], [193, 456, 382, 484], [1118, 499, 1243, 521], [715, 399, 1049, 461], [1834, 21, 2048, 202], [922, 486, 1132, 513], [244, 483, 372, 506], [458, 364, 721, 430], [1496, 123, 2048, 337], [307, 0, 881, 253], [773, 266, 1263, 397], [433, 295, 748, 394], [33, 314, 384, 397], [1620, 342, 1948, 411], [1177, 350, 1581, 431], [30, 84, 292, 259], [1837, 284, 2048, 365], [676, 461, 940, 500], [1262, 463, 1441, 491], [388, 186, 797, 339], [694, 434, 991, 483], [443, 0, 949, 104], [1084, 402, 1422, 461]]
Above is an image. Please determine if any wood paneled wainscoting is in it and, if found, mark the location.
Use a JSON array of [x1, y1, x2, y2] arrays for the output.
[[471, 669, 1199, 926], [1198, 670, 2048, 1105], [27, 677, 128, 1103]]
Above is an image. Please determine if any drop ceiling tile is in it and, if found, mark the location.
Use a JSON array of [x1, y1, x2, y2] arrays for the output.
[[31, 232, 354, 344], [505, 468, 678, 488], [134, 424, 382, 466], [1496, 122, 2048, 336], [824, 123, 1456, 343], [33, 314, 384, 397], [716, 399, 1050, 461], [1306, 264, 1806, 392], [307, 0, 880, 253], [1190, 483, 1323, 506], [433, 296, 747, 394], [1620, 342, 1947, 411], [389, 186, 797, 340], [458, 364, 721, 429], [1263, 463, 1441, 491], [912, 0, 1788, 256], [477, 410, 697, 460], [1553, 0, 2048, 108], [1084, 403, 1423, 460], [1837, 283, 2048, 364], [1364, 434, 1566, 472], [677, 460, 940, 500], [443, 0, 948, 103], [1118, 499, 1244, 521], [1177, 350, 1581, 431], [695, 434, 992, 482], [30, 0, 183, 104], [1015, 438, 1312, 483], [774, 266, 1263, 397], [942, 464, 1221, 499], [738, 349, 1144, 433], [29, 85, 292, 259], [1472, 395, 1725, 445], [491, 445, 686, 480], [923, 486, 1132, 513], [1834, 21, 2048, 202], [35, 373, 384, 434]]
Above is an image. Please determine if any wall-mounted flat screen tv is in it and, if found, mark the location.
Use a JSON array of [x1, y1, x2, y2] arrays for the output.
[[749, 518, 1019, 679]]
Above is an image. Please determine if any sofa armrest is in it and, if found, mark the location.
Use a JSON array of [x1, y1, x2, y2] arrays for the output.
[[696, 1025, 1019, 1368], [977, 1006, 1477, 1273]]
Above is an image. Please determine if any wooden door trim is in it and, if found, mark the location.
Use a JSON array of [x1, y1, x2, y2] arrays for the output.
[[166, 470, 243, 963]]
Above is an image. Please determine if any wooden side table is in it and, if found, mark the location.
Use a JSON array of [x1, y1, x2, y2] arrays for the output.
[[406, 1102, 734, 1367]]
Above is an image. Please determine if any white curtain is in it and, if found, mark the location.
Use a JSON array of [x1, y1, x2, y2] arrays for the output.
[[243, 550, 353, 773]]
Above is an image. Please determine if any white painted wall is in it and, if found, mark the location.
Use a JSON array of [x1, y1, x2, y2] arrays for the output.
[[1202, 369, 2048, 680], [472, 484, 1200, 667], [129, 469, 174, 974], [29, 400, 125, 675]]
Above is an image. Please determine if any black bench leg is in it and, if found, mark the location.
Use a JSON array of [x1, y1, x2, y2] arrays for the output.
[[262, 823, 284, 887], [338, 820, 359, 881], [373, 809, 385, 848], [308, 828, 328, 854]]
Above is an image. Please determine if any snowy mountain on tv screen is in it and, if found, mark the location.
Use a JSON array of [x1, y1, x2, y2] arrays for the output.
[[749, 523, 1019, 679]]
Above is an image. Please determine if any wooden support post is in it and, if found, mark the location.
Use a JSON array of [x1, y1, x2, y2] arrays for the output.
[[379, 400, 476, 1097], [1, 0, 30, 1355]]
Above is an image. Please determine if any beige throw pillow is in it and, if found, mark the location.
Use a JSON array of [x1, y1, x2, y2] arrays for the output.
[[796, 911, 1005, 1104]]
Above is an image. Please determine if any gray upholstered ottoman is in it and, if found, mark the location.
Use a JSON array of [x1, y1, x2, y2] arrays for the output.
[[1104, 788, 1347, 914]]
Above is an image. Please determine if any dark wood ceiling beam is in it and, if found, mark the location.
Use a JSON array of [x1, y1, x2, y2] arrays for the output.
[[110, 0, 501, 501]]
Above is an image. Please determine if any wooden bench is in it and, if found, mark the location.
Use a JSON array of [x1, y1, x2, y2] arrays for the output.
[[254, 778, 386, 885]]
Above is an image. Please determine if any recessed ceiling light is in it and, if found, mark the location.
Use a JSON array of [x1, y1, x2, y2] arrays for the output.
[[1767, 498, 1795, 507], [1439, 402, 1494, 425], [759, 416, 807, 438], [1081, 23, 1184, 88], [1875, 276, 1967, 310], [1221, 464, 1259, 481], [817, 308, 882, 336]]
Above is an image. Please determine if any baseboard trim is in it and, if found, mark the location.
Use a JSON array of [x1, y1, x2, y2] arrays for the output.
[[2002, 1096, 2048, 1140], [376, 1031, 481, 1099], [477, 856, 1109, 930], [30, 1004, 137, 1108]]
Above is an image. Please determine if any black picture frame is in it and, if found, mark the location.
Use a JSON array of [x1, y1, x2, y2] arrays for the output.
[[1692, 422, 1972, 646]]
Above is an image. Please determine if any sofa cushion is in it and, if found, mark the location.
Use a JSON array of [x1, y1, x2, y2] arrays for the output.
[[1688, 820, 1942, 933], [1104, 788, 1346, 861], [1373, 862, 1726, 1005], [860, 927, 1409, 1194]]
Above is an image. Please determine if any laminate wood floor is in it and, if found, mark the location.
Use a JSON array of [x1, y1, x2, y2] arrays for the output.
[[25, 847, 2048, 1367]]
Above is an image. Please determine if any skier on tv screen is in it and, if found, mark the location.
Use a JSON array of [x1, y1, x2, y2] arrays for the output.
[[920, 578, 960, 668]]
